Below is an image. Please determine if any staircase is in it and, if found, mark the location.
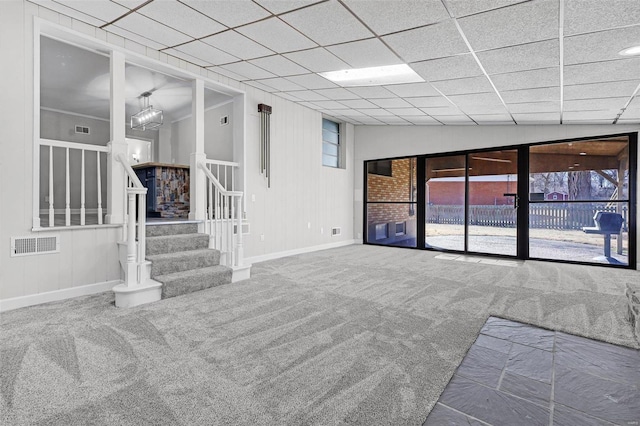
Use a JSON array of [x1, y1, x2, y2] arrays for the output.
[[146, 222, 232, 299]]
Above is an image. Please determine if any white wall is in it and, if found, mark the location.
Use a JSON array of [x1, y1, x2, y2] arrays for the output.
[[354, 125, 640, 267], [0, 1, 356, 306]]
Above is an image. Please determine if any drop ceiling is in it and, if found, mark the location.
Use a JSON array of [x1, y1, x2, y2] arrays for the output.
[[32, 0, 640, 126]]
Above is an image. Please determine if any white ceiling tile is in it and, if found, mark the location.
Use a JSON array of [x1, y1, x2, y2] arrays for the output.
[[220, 62, 276, 80], [377, 116, 411, 124], [112, 0, 149, 9], [31, 0, 107, 25], [386, 108, 425, 116], [564, 26, 640, 65], [330, 109, 368, 117], [512, 112, 561, 123], [406, 116, 442, 125], [410, 54, 484, 82], [165, 47, 211, 67], [469, 114, 514, 123], [339, 99, 378, 109], [564, 0, 640, 36], [284, 48, 349, 72], [255, 0, 324, 14], [382, 20, 469, 63], [342, 0, 449, 35], [476, 40, 559, 74], [237, 17, 316, 53], [285, 74, 338, 90], [112, 13, 192, 47], [448, 92, 504, 106], [371, 98, 413, 108], [407, 96, 453, 108], [384, 82, 439, 97], [563, 111, 618, 120], [564, 81, 640, 100], [137, 1, 226, 39], [312, 100, 347, 109], [326, 39, 402, 68], [313, 88, 359, 100], [357, 117, 385, 125], [202, 31, 274, 60], [458, 0, 558, 51], [564, 58, 640, 85], [346, 86, 396, 99], [181, 0, 270, 27], [276, 92, 302, 102], [431, 76, 495, 95], [564, 119, 616, 124], [280, 1, 373, 45], [420, 106, 464, 115], [491, 68, 559, 91], [298, 101, 322, 109], [507, 101, 560, 113], [563, 98, 628, 111], [54, 0, 128, 22], [249, 55, 309, 76], [256, 77, 305, 91], [174, 41, 240, 66], [431, 115, 476, 124], [447, 0, 528, 18], [501, 87, 559, 103], [458, 104, 509, 114], [208, 66, 247, 81], [287, 90, 329, 101], [360, 108, 394, 116], [244, 80, 278, 92], [105, 25, 166, 50]]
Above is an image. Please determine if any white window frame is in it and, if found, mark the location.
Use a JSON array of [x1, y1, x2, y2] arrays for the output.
[[322, 117, 341, 168]]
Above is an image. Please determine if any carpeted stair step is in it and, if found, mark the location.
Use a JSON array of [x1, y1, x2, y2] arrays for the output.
[[146, 233, 210, 255], [147, 249, 221, 278], [155, 265, 232, 299], [146, 222, 199, 237]]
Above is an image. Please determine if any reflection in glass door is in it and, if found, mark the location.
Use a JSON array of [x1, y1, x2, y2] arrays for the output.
[[467, 150, 519, 256]]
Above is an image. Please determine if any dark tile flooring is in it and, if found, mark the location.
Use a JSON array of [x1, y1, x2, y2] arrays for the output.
[[424, 317, 640, 426]]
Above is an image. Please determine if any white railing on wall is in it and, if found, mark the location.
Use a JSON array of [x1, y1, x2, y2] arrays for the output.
[[39, 139, 108, 227], [204, 159, 239, 192], [199, 161, 243, 268], [116, 153, 147, 286]]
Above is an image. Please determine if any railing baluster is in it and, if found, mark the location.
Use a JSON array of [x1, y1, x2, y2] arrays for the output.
[[80, 149, 86, 226], [65, 147, 70, 226], [97, 151, 103, 225], [48, 145, 54, 227]]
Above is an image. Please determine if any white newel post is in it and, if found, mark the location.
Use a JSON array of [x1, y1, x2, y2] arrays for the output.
[[235, 195, 243, 266], [106, 50, 127, 224], [189, 79, 206, 223]]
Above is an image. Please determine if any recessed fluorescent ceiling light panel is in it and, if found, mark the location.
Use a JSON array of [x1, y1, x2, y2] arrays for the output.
[[319, 64, 424, 87], [619, 45, 640, 56]]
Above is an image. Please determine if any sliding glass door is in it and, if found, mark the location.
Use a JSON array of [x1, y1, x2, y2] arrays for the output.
[[364, 133, 636, 268]]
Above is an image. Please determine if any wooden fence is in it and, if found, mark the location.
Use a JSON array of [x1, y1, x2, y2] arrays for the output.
[[426, 204, 628, 230]]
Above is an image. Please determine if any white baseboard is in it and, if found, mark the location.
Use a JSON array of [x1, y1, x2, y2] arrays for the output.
[[245, 239, 356, 265], [0, 280, 121, 312]]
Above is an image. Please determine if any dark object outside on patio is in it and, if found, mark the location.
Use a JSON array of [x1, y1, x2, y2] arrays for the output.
[[582, 211, 624, 258]]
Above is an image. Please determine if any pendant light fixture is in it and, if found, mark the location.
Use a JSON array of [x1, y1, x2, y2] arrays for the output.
[[131, 91, 163, 130]]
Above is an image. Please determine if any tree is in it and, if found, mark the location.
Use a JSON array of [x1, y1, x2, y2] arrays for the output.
[[568, 171, 591, 200]]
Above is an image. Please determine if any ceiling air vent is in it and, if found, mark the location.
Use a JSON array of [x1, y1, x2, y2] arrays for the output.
[[11, 235, 60, 257], [75, 125, 90, 134], [331, 227, 341, 237], [220, 115, 229, 126]]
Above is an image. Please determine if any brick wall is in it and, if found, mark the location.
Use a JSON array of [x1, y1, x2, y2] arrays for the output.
[[367, 158, 416, 224], [428, 180, 518, 205]]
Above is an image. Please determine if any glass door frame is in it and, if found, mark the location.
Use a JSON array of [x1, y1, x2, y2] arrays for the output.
[[363, 132, 637, 269]]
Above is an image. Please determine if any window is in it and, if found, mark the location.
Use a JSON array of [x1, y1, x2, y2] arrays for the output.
[[367, 160, 392, 177], [322, 118, 340, 168]]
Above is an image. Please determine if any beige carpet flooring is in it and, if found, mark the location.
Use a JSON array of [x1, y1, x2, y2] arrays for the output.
[[1, 244, 638, 425]]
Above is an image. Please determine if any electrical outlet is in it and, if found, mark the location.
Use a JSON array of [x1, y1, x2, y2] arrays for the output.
[[357, 232, 362, 239], [260, 234, 264, 241], [320, 227, 324, 234], [307, 222, 311, 229], [251, 194, 255, 202]]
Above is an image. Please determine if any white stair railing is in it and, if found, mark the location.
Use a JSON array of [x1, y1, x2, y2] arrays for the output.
[[203, 159, 239, 192], [199, 161, 243, 268], [115, 153, 148, 285], [39, 139, 108, 227]]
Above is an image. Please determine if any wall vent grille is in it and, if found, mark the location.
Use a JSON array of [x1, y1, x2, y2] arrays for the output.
[[11, 235, 60, 257], [75, 125, 90, 134], [331, 227, 341, 236]]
